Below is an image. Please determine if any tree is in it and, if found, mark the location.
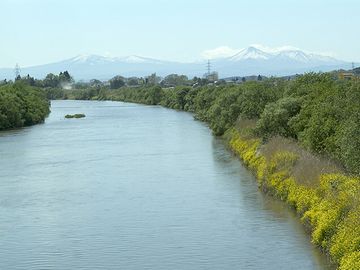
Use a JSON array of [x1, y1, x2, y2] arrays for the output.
[[59, 71, 74, 84], [90, 79, 103, 88], [238, 82, 279, 119], [22, 74, 36, 86], [43, 73, 60, 88], [110, 76, 125, 89], [146, 73, 161, 86], [161, 74, 189, 87], [338, 118, 360, 173], [255, 97, 302, 139], [175, 87, 190, 110], [127, 77, 140, 86], [148, 86, 163, 105]]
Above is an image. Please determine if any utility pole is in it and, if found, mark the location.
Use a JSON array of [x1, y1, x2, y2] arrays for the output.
[[14, 63, 21, 80]]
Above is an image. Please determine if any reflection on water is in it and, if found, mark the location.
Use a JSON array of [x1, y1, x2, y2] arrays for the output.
[[0, 100, 333, 269]]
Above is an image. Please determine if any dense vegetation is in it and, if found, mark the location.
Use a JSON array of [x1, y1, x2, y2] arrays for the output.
[[57, 73, 360, 269], [67, 73, 359, 175], [0, 83, 50, 130]]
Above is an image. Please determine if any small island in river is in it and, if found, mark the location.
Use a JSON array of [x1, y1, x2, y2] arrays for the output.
[[65, 114, 86, 119]]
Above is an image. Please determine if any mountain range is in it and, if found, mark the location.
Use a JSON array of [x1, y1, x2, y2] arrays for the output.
[[0, 46, 352, 81]]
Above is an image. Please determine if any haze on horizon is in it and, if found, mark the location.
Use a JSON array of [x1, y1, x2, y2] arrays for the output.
[[1, 0, 359, 68]]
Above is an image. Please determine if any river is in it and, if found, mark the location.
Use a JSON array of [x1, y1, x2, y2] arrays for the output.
[[0, 100, 332, 269]]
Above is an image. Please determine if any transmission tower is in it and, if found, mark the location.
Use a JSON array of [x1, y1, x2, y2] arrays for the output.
[[14, 63, 21, 80], [206, 60, 211, 75]]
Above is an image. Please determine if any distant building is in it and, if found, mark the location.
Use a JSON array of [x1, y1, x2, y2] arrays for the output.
[[339, 72, 355, 80], [204, 71, 219, 82]]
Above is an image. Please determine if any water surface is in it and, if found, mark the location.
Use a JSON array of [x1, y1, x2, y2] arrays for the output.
[[0, 100, 332, 269]]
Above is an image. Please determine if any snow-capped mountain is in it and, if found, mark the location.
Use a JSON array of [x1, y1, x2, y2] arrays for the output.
[[0, 46, 351, 80], [117, 55, 167, 64], [68, 54, 111, 64], [222, 46, 341, 65], [66, 54, 167, 65], [213, 46, 348, 77], [229, 47, 272, 61], [276, 50, 312, 62], [63, 54, 168, 65]]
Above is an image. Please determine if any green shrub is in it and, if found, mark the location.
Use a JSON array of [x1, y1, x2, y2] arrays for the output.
[[0, 83, 50, 130]]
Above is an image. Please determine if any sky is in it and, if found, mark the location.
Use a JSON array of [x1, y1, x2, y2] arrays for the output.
[[0, 0, 359, 67]]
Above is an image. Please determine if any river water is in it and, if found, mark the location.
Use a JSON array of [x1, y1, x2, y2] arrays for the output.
[[0, 100, 332, 269]]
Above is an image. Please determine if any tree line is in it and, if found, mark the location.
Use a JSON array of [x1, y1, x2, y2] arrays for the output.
[[61, 73, 360, 175]]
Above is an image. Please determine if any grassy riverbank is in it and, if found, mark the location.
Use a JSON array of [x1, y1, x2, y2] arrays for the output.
[[226, 128, 359, 270], [59, 73, 359, 269], [0, 83, 50, 130]]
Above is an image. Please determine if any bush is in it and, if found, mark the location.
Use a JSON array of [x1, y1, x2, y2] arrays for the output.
[[339, 252, 360, 270], [255, 97, 302, 139], [0, 83, 50, 130]]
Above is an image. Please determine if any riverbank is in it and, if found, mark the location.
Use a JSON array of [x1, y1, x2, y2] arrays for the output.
[[225, 128, 359, 270]]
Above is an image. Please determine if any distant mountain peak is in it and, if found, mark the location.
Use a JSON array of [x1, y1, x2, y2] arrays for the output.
[[275, 50, 311, 62], [117, 55, 165, 64], [229, 47, 271, 61], [225, 45, 343, 64], [118, 55, 148, 63], [70, 54, 90, 62], [67, 54, 168, 65], [68, 54, 116, 64]]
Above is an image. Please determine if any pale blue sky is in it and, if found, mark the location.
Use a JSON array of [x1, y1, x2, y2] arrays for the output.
[[0, 0, 359, 67]]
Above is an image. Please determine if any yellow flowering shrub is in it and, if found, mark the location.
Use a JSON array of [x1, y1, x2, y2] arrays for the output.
[[226, 129, 360, 269], [339, 252, 360, 270], [330, 205, 360, 263]]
